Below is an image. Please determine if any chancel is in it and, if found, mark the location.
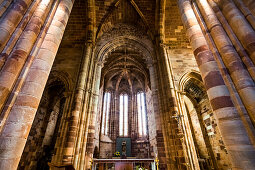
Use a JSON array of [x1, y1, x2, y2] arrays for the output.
[[0, 0, 255, 169]]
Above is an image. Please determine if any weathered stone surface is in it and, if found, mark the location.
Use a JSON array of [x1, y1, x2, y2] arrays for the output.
[[0, 0, 255, 169]]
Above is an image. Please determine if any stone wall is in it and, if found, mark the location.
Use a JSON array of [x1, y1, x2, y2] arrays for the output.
[[99, 136, 113, 158], [18, 81, 66, 169], [131, 140, 152, 158], [1, 0, 255, 169], [199, 99, 231, 169], [165, 1, 190, 48], [166, 48, 199, 86]]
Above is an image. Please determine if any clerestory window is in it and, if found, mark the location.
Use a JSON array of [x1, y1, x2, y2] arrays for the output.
[[137, 92, 147, 136], [119, 94, 128, 136], [101, 92, 111, 135]]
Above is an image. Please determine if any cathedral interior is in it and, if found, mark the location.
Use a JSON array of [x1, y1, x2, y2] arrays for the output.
[[0, 0, 255, 169]]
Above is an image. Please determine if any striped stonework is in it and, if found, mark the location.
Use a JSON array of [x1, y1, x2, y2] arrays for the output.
[[179, 0, 255, 169], [0, 0, 74, 169]]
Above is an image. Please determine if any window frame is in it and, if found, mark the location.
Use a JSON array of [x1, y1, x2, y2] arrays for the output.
[[101, 92, 111, 135], [137, 92, 147, 137], [119, 93, 129, 137]]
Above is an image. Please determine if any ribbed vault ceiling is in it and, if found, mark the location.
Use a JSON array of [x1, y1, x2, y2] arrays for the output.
[[101, 48, 150, 93]]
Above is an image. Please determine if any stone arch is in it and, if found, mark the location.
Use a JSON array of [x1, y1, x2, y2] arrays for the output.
[[178, 70, 231, 170], [18, 71, 72, 169], [97, 40, 153, 66], [46, 70, 74, 92], [93, 21, 159, 164], [95, 24, 154, 100], [179, 70, 203, 93], [96, 0, 153, 40]]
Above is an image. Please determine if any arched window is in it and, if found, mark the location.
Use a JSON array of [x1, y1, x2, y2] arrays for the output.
[[119, 94, 128, 136], [102, 92, 111, 135], [137, 92, 147, 136]]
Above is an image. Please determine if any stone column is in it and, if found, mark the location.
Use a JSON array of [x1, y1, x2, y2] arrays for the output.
[[0, 0, 33, 52], [179, 0, 255, 169], [0, 0, 58, 133], [207, 1, 255, 145], [0, 0, 41, 70], [0, 0, 14, 17], [177, 93, 200, 170], [161, 46, 187, 169], [83, 63, 101, 170], [232, 0, 255, 30], [196, 0, 255, 127], [0, 0, 55, 113], [133, 93, 138, 136], [114, 93, 118, 139], [62, 43, 93, 165], [63, 0, 95, 167], [51, 91, 73, 165], [208, 0, 255, 81], [214, 0, 255, 65], [0, 0, 74, 168], [242, 0, 255, 17], [148, 56, 172, 169], [109, 91, 114, 137], [77, 59, 97, 169]]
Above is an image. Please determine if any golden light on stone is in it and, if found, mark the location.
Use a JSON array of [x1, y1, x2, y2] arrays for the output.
[[1, 0, 255, 169]]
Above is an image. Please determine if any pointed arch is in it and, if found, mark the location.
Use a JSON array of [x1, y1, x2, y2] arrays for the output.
[[96, 0, 152, 39], [179, 70, 203, 92], [178, 70, 206, 106]]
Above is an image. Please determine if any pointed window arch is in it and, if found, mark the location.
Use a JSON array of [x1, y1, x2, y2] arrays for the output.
[[137, 92, 147, 136], [119, 94, 128, 136], [102, 92, 111, 135]]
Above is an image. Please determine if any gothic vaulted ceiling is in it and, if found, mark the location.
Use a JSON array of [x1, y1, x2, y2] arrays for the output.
[[59, 0, 190, 49]]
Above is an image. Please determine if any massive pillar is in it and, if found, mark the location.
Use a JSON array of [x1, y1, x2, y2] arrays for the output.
[[0, 0, 40, 70], [61, 43, 93, 165], [61, 1, 95, 168], [0, 0, 54, 113], [196, 0, 255, 128], [179, 0, 255, 169], [83, 63, 101, 170], [214, 0, 255, 65], [242, 0, 255, 17], [51, 91, 73, 166], [207, 0, 255, 81], [147, 61, 169, 169], [0, 0, 33, 52], [232, 0, 255, 30], [0, 0, 74, 168]]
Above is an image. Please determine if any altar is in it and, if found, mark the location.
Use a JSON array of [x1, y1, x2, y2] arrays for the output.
[[92, 158, 156, 170]]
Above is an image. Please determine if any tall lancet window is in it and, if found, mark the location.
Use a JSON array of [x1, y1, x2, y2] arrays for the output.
[[102, 92, 111, 135], [119, 94, 128, 136], [137, 92, 147, 136]]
